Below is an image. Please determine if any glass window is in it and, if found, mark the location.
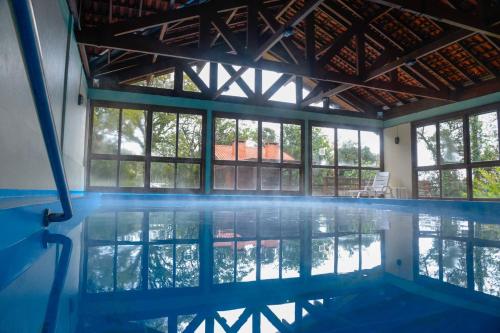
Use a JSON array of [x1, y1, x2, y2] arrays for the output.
[[150, 162, 175, 188], [418, 170, 440, 198], [283, 124, 301, 163], [176, 163, 200, 189], [120, 109, 146, 155], [151, 112, 177, 157], [361, 169, 377, 188], [261, 167, 280, 190], [338, 129, 359, 166], [237, 166, 257, 190], [215, 118, 236, 161], [472, 167, 500, 199], [213, 117, 303, 194], [469, 112, 499, 162], [89, 106, 204, 192], [178, 114, 202, 158], [262, 122, 281, 163], [214, 165, 235, 190], [92, 107, 119, 154], [416, 125, 437, 167], [238, 120, 258, 161], [312, 168, 335, 196], [281, 168, 300, 191], [119, 161, 145, 187], [442, 169, 467, 198], [90, 160, 117, 187], [360, 131, 380, 167], [338, 169, 359, 196], [312, 127, 335, 166], [439, 119, 464, 164]]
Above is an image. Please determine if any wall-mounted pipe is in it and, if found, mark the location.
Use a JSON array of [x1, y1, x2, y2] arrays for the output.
[[9, 0, 73, 224]]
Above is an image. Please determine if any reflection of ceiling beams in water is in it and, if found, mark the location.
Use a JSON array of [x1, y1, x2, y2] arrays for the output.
[[81, 272, 384, 318]]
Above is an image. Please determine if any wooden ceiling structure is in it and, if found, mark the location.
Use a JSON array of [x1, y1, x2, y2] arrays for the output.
[[73, 0, 500, 119]]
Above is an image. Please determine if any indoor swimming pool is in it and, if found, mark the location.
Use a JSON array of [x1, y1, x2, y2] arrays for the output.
[[1, 195, 499, 333]]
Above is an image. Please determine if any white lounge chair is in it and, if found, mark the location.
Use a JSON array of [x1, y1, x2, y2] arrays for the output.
[[352, 171, 392, 198]]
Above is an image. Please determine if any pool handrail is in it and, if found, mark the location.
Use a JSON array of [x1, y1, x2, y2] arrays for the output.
[[10, 0, 73, 225]]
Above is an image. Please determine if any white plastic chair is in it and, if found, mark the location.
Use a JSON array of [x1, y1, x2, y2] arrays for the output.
[[353, 171, 392, 198]]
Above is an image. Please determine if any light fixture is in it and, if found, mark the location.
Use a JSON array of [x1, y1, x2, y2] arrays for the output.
[[283, 26, 294, 38], [405, 58, 417, 66]]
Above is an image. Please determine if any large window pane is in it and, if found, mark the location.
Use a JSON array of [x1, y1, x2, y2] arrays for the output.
[[119, 161, 144, 187], [121, 109, 146, 155], [418, 170, 440, 198], [262, 122, 281, 163], [238, 119, 258, 161], [237, 240, 256, 282], [151, 112, 177, 157], [439, 119, 464, 164], [215, 118, 236, 160], [419, 238, 439, 279], [311, 237, 335, 275], [338, 129, 359, 166], [312, 168, 335, 196], [214, 165, 235, 190], [116, 245, 142, 291], [237, 166, 257, 190], [338, 169, 359, 196], [87, 246, 114, 293], [474, 246, 500, 297], [175, 244, 199, 287], [472, 167, 500, 199], [283, 123, 301, 163], [361, 170, 377, 188], [469, 111, 499, 162], [150, 162, 175, 188], [281, 168, 300, 191], [360, 131, 380, 167], [442, 240, 467, 288], [417, 125, 437, 167], [261, 167, 280, 190], [149, 245, 174, 289], [90, 160, 117, 187], [214, 242, 234, 284], [92, 107, 119, 154], [312, 127, 335, 166], [176, 163, 200, 189], [442, 169, 467, 198], [178, 114, 202, 158]]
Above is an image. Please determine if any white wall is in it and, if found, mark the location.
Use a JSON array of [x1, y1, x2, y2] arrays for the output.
[[383, 123, 412, 196], [0, 0, 86, 190]]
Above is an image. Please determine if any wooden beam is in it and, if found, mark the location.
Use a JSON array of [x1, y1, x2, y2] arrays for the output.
[[215, 66, 247, 98], [102, 0, 249, 37], [262, 73, 293, 100], [210, 13, 245, 54], [115, 57, 176, 83], [221, 65, 255, 98], [253, 0, 325, 61], [258, 5, 304, 64], [247, 0, 259, 53], [365, 0, 500, 39], [315, 24, 361, 69], [356, 32, 366, 78], [305, 12, 316, 72], [76, 29, 452, 99], [180, 62, 210, 94]]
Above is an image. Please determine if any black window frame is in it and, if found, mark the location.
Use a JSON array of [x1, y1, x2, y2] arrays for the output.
[[309, 121, 384, 196], [87, 101, 206, 193], [411, 103, 500, 201], [211, 112, 305, 195]]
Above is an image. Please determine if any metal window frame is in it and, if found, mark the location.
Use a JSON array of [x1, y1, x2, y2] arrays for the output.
[[411, 102, 500, 201], [87, 100, 206, 193]]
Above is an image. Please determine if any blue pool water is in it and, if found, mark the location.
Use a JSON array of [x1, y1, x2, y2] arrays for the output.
[[1, 194, 499, 332]]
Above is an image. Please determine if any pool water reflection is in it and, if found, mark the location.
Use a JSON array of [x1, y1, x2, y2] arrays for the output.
[[79, 201, 500, 333]]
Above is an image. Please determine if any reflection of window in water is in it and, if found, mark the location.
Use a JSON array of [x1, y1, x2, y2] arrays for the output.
[[212, 206, 301, 283], [85, 209, 201, 293], [417, 215, 500, 297]]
